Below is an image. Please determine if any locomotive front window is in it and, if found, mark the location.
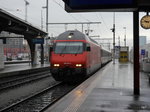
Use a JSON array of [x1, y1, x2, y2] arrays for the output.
[[54, 42, 83, 54]]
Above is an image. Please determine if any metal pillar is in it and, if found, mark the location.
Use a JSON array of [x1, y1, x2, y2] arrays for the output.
[[26, 37, 35, 66], [133, 10, 140, 95], [24, 0, 29, 22], [118, 36, 120, 47], [41, 43, 44, 64], [31, 44, 35, 66], [123, 27, 126, 47], [46, 0, 48, 32], [41, 10, 43, 30], [112, 12, 115, 64], [82, 24, 84, 33], [65, 24, 68, 31]]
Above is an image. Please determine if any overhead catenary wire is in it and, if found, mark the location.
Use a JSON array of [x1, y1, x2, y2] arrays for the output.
[[78, 14, 91, 22], [96, 13, 111, 34], [52, 0, 80, 22]]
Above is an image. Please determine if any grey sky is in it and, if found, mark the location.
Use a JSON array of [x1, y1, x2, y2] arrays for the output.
[[0, 0, 149, 49]]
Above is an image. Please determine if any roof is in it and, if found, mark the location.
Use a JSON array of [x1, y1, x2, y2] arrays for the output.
[[55, 30, 99, 45], [56, 30, 89, 40], [0, 9, 47, 38]]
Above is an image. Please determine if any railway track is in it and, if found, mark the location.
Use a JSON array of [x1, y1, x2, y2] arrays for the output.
[[0, 82, 77, 112], [0, 71, 51, 90]]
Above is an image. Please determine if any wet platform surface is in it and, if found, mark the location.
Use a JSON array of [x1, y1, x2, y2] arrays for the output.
[[45, 60, 150, 112], [0, 63, 50, 78]]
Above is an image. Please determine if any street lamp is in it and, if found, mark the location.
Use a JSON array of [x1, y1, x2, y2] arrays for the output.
[[24, 0, 29, 22], [111, 12, 115, 64], [123, 27, 126, 47]]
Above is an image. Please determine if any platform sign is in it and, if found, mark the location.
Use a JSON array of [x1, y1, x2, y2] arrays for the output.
[[63, 0, 136, 12], [32, 38, 44, 44], [141, 49, 145, 55], [115, 46, 121, 49]]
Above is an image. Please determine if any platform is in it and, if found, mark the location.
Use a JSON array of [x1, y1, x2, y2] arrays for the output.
[[0, 63, 50, 78], [45, 60, 150, 112]]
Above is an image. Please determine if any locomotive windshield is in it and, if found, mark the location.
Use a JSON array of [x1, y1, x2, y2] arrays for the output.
[[54, 42, 83, 54]]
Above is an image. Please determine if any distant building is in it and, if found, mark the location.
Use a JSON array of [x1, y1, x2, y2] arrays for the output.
[[0, 31, 30, 60], [140, 36, 147, 46], [4, 38, 24, 54]]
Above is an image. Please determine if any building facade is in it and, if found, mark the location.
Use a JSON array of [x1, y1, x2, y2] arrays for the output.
[[0, 31, 30, 60]]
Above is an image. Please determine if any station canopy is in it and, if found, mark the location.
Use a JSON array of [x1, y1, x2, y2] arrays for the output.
[[63, 0, 150, 12], [0, 9, 47, 38]]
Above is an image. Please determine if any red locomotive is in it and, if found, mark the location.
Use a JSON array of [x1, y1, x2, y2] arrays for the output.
[[50, 30, 111, 82]]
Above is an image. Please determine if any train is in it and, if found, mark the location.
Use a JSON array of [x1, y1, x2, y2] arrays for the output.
[[49, 30, 112, 82]]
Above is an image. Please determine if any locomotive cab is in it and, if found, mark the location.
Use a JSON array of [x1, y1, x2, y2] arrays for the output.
[[50, 41, 88, 81]]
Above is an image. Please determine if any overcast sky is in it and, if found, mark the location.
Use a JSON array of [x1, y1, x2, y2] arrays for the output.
[[0, 0, 150, 49]]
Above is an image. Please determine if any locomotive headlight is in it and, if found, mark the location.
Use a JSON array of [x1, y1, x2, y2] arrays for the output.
[[54, 64, 60, 67], [68, 35, 72, 38], [76, 64, 82, 67]]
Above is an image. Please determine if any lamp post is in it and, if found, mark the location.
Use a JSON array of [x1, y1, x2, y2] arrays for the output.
[[42, 0, 49, 63], [42, 0, 49, 32], [111, 12, 115, 64], [118, 36, 120, 47], [24, 0, 29, 22], [123, 27, 126, 47], [41, 8, 44, 30]]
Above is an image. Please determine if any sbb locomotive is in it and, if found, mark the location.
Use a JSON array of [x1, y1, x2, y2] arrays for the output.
[[50, 30, 111, 82]]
